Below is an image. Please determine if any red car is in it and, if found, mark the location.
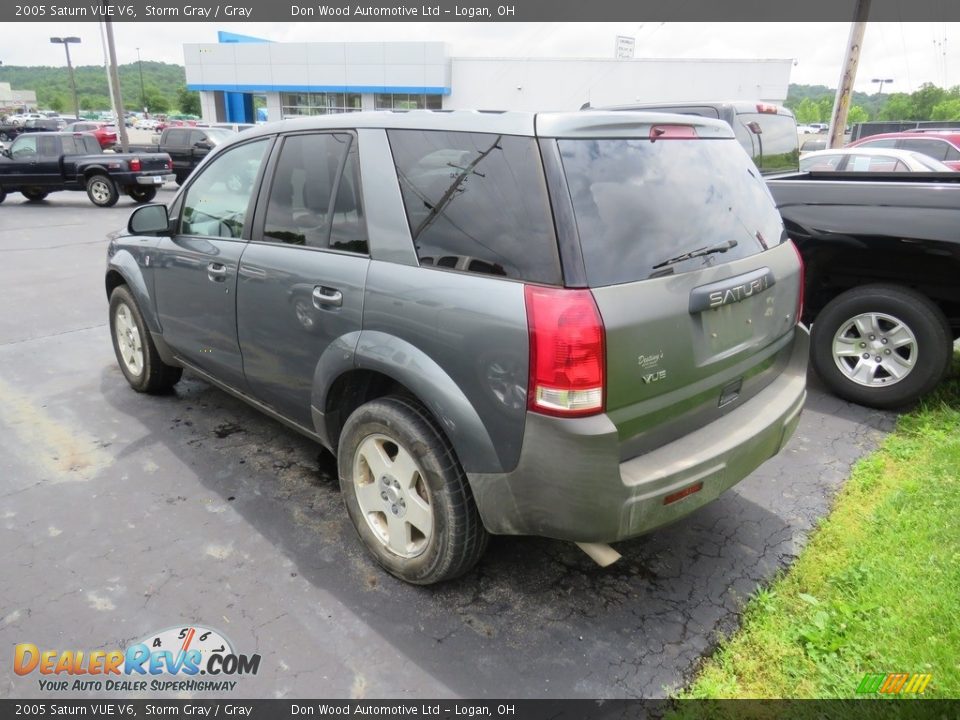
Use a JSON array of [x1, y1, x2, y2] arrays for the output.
[[847, 129, 960, 170], [68, 121, 118, 150]]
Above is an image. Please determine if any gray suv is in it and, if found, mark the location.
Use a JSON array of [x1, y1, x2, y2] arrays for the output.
[[106, 111, 808, 584]]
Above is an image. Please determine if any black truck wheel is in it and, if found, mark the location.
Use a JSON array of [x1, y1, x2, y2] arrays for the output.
[[128, 186, 158, 204], [338, 395, 488, 585], [22, 189, 48, 202], [0, 187, 6, 204], [86, 174, 119, 207], [811, 284, 952, 409]]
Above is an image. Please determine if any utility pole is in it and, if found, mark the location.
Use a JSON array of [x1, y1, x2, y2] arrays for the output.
[[103, 19, 129, 152], [50, 36, 81, 120], [827, 0, 871, 149], [136, 47, 146, 114]]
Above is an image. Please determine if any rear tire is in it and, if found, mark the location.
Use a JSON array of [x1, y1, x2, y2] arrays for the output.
[[338, 395, 488, 585], [22, 188, 48, 202], [86, 174, 119, 207], [0, 187, 6, 204], [128, 186, 157, 204], [109, 285, 182, 394], [175, 172, 187, 186], [811, 284, 952, 409]]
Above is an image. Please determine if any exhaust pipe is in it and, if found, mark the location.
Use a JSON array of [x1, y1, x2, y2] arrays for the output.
[[575, 542, 622, 567]]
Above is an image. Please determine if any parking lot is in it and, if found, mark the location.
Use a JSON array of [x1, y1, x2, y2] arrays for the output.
[[0, 187, 896, 699]]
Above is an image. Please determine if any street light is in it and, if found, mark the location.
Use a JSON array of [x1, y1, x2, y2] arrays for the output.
[[50, 36, 81, 119], [871, 77, 894, 94], [136, 47, 146, 115]]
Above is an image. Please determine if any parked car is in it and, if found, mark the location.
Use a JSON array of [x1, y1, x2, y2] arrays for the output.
[[8, 113, 44, 127], [0, 131, 174, 206], [67, 121, 119, 150], [129, 127, 235, 184], [799, 139, 828, 155], [800, 148, 955, 173], [136, 118, 160, 131], [846, 129, 960, 171], [105, 110, 807, 584]]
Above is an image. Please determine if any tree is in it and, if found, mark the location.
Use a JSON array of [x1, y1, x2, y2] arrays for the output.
[[931, 99, 960, 121], [177, 86, 201, 116], [48, 94, 67, 113], [877, 93, 916, 121], [795, 97, 821, 124], [846, 105, 869, 125], [143, 92, 169, 114], [911, 82, 946, 120]]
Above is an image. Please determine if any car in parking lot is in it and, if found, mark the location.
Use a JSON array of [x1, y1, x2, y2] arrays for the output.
[[847, 129, 960, 170], [800, 147, 955, 172], [105, 110, 807, 584], [66, 121, 119, 150]]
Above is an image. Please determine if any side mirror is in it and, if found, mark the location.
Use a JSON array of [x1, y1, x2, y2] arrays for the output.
[[128, 204, 170, 236]]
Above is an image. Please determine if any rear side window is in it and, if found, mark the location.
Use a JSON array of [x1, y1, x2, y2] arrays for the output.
[[899, 138, 949, 161], [38, 135, 59, 156], [83, 136, 101, 154], [262, 132, 368, 254], [860, 138, 897, 149], [559, 137, 784, 286], [388, 129, 561, 284], [166, 129, 189, 146], [732, 112, 799, 174]]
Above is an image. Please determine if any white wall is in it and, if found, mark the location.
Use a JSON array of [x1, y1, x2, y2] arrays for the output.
[[445, 58, 793, 112]]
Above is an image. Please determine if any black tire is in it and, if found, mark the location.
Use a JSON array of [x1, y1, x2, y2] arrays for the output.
[[175, 172, 187, 187], [0, 187, 6, 204], [128, 186, 158, 204], [86, 174, 119, 207], [109, 285, 182, 394], [21, 188, 48, 202], [338, 395, 488, 585], [811, 284, 952, 409]]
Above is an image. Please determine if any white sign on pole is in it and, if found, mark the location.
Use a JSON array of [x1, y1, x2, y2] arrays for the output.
[[615, 35, 636, 60]]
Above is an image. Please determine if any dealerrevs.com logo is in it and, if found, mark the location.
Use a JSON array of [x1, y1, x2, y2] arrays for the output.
[[15, 625, 261, 693]]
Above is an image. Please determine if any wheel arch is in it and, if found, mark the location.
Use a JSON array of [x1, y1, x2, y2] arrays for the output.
[[312, 330, 502, 475], [105, 257, 160, 334]]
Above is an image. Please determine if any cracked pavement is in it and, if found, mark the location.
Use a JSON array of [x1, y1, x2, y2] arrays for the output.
[[0, 189, 896, 699]]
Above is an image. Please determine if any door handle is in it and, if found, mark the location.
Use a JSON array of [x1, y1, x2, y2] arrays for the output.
[[207, 262, 228, 282], [312, 286, 343, 309]]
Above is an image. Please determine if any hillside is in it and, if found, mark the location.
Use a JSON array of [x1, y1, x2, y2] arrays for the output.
[[0, 61, 193, 114]]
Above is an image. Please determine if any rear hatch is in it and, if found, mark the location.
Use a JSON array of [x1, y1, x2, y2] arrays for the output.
[[544, 114, 803, 459], [134, 153, 173, 173]]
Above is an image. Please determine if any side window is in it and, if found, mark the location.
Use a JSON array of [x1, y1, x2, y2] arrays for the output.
[[800, 154, 843, 171], [387, 129, 561, 284], [860, 138, 897, 149], [84, 136, 101, 154], [167, 129, 189, 146], [262, 133, 368, 254], [190, 130, 209, 146], [944, 144, 960, 161], [899, 138, 948, 161], [38, 135, 59, 156], [10, 135, 38, 159], [180, 139, 270, 240], [61, 136, 79, 155]]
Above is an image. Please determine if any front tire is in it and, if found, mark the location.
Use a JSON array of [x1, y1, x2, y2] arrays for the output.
[[811, 284, 952, 408], [86, 174, 119, 207], [22, 188, 48, 202], [128, 186, 158, 204], [338, 395, 488, 585], [109, 285, 182, 393]]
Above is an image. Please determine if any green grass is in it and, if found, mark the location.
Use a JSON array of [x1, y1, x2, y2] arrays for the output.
[[682, 354, 960, 700]]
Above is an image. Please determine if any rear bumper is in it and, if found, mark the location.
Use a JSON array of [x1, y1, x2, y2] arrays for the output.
[[468, 326, 809, 543], [135, 174, 175, 185]]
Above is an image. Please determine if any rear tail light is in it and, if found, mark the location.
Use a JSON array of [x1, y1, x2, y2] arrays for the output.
[[524, 286, 605, 417], [129, 157, 141, 172], [788, 239, 805, 324]]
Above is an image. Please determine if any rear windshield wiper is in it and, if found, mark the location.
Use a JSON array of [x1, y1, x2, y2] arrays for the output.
[[651, 239, 738, 270]]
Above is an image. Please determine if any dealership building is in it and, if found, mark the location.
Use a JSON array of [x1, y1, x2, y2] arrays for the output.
[[184, 32, 793, 124]]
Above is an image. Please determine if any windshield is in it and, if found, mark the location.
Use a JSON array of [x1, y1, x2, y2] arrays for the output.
[[558, 137, 785, 286]]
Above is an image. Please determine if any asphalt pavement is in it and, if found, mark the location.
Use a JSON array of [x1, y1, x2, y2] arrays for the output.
[[0, 187, 896, 699]]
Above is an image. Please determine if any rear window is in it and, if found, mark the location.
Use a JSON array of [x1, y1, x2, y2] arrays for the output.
[[388, 129, 561, 285], [559, 137, 785, 286]]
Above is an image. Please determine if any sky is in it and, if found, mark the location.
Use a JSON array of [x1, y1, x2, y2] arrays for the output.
[[1, 21, 956, 93]]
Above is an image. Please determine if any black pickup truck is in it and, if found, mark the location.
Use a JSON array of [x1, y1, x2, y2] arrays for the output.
[[129, 126, 234, 185], [0, 131, 174, 207], [599, 100, 959, 408]]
